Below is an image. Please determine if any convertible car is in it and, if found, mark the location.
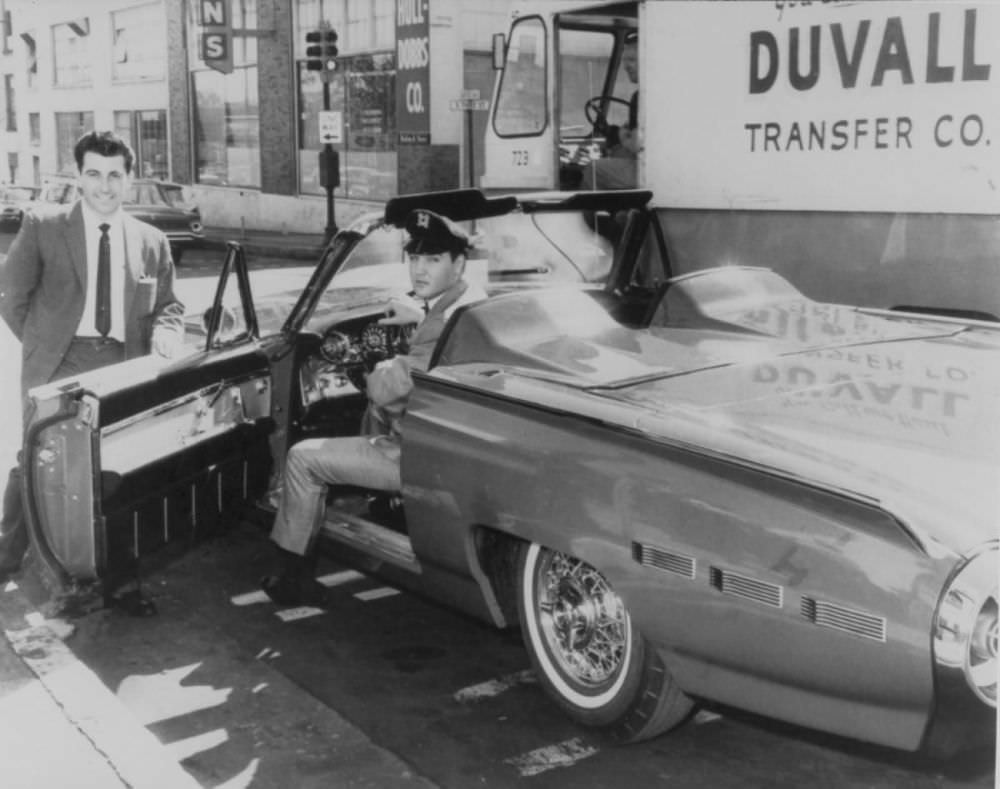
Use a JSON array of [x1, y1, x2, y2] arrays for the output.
[[19, 189, 998, 756]]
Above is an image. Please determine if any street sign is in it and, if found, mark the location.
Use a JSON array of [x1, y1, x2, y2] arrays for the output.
[[318, 110, 342, 144], [459, 88, 480, 100], [449, 99, 490, 111]]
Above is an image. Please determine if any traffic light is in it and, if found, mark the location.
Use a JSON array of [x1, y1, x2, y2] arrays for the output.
[[305, 29, 338, 72]]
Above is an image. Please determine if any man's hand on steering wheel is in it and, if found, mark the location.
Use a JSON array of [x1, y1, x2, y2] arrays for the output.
[[584, 95, 631, 139]]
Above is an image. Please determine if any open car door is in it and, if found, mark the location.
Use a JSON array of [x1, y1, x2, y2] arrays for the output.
[[21, 244, 274, 595]]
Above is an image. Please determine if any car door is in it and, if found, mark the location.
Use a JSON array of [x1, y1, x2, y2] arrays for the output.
[[22, 245, 275, 591]]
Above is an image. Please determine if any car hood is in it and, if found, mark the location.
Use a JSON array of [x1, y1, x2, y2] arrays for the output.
[[445, 311, 1000, 557], [124, 205, 199, 229]]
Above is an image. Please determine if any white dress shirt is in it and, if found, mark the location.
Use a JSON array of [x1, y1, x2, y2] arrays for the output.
[[76, 204, 126, 342]]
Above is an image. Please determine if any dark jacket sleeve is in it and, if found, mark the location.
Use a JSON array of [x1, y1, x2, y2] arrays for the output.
[[0, 211, 42, 341]]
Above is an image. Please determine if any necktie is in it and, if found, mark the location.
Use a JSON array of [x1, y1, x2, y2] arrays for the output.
[[96, 223, 111, 337]]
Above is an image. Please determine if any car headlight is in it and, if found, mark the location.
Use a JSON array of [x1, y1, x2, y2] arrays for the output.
[[933, 545, 998, 706]]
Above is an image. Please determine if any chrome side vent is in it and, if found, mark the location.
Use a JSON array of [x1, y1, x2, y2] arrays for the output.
[[632, 542, 695, 579], [801, 597, 887, 643], [709, 567, 783, 608]]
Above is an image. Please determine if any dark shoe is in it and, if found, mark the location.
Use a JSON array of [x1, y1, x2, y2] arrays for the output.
[[260, 573, 329, 608]]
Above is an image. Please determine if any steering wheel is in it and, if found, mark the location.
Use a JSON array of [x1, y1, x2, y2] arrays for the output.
[[561, 95, 635, 181], [584, 95, 632, 137]]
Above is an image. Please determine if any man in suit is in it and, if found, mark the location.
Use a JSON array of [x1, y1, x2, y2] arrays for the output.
[[0, 129, 185, 587], [260, 209, 486, 607]]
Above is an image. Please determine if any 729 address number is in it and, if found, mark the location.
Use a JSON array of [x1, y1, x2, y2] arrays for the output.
[[511, 149, 530, 166]]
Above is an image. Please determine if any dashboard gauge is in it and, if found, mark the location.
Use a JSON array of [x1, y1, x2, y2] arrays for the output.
[[361, 323, 390, 354], [319, 330, 353, 363]]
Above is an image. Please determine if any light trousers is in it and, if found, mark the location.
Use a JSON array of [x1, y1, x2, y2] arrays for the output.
[[270, 435, 401, 556]]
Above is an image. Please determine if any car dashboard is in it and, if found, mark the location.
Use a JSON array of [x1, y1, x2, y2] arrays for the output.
[[299, 315, 415, 407]]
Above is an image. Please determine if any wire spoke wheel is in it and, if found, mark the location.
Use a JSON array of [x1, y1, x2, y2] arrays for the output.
[[517, 542, 693, 742], [536, 551, 629, 692]]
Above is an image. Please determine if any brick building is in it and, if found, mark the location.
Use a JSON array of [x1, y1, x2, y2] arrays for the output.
[[0, 0, 510, 233]]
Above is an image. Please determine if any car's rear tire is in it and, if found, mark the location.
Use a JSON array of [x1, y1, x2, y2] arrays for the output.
[[516, 542, 693, 743], [170, 245, 184, 266]]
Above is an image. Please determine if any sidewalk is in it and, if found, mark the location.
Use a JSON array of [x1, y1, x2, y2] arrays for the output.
[[0, 579, 201, 789], [201, 226, 328, 261]]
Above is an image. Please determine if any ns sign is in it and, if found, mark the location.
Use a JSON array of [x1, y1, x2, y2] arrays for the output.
[[201, 0, 233, 75]]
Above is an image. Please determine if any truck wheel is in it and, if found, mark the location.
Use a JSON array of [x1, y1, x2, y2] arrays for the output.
[[516, 542, 693, 742]]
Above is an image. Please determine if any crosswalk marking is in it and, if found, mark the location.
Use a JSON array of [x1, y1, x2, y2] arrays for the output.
[[232, 569, 366, 607], [231, 590, 270, 606], [354, 587, 400, 602], [275, 606, 324, 622], [504, 738, 599, 777], [454, 669, 536, 702], [317, 569, 364, 587]]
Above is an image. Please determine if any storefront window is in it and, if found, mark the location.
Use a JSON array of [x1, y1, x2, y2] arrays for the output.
[[297, 52, 396, 201], [188, 0, 260, 187], [112, 3, 166, 83], [52, 19, 92, 87], [115, 109, 169, 180], [193, 66, 260, 187], [297, 0, 393, 53], [55, 111, 93, 174]]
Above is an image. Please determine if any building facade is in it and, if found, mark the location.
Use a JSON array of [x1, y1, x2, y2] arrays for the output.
[[0, 0, 511, 232]]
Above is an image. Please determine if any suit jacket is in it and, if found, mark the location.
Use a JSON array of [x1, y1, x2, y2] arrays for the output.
[[365, 278, 486, 440], [0, 201, 185, 393]]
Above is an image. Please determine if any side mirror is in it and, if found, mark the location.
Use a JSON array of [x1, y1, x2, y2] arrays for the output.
[[491, 32, 506, 70]]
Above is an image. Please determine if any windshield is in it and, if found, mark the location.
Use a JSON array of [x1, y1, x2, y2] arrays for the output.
[[127, 182, 169, 207], [333, 210, 615, 287], [291, 208, 621, 335]]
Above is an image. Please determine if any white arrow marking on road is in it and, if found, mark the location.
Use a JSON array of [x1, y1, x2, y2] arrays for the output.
[[504, 737, 599, 777]]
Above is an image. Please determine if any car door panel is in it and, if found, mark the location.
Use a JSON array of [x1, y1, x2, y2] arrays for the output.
[[24, 348, 273, 587]]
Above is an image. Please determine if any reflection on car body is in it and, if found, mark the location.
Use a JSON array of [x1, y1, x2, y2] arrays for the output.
[[19, 188, 998, 758]]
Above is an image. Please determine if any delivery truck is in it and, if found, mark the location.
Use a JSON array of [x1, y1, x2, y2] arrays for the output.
[[482, 0, 999, 318]]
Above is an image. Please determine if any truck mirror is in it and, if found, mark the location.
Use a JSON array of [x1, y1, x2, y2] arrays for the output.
[[491, 32, 505, 69]]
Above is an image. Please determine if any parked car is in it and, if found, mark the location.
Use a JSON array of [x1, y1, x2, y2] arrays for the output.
[[0, 184, 39, 229], [37, 177, 204, 264], [20, 189, 997, 757]]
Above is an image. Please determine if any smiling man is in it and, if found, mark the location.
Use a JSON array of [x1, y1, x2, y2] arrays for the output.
[[260, 209, 486, 607], [0, 129, 184, 601]]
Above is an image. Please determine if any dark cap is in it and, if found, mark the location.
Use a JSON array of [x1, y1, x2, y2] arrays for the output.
[[403, 209, 471, 257]]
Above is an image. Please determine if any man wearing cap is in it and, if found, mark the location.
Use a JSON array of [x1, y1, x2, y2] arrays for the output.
[[260, 209, 486, 607]]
